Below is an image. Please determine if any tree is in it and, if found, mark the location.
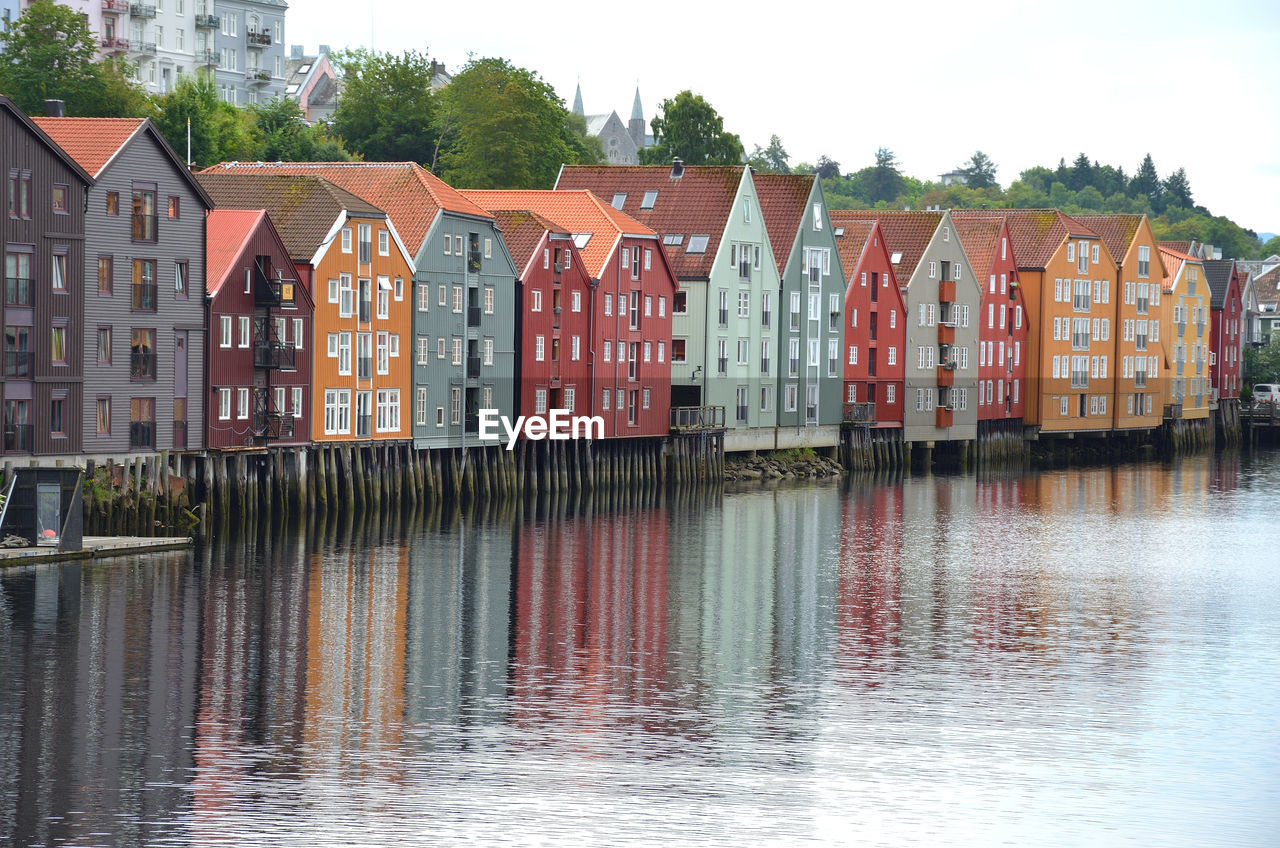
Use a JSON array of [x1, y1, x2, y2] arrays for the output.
[[1163, 167, 1193, 209], [813, 155, 840, 180], [1068, 153, 1093, 191], [747, 135, 791, 174], [331, 48, 439, 165], [1259, 235, 1280, 258], [435, 56, 590, 189], [639, 90, 743, 166], [866, 147, 905, 204], [958, 150, 998, 188], [564, 111, 604, 166], [1130, 153, 1162, 201], [248, 97, 353, 162], [153, 74, 255, 168]]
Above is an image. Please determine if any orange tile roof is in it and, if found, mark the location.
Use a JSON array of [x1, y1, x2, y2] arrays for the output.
[[1073, 215, 1142, 265], [828, 210, 944, 281], [952, 215, 1006, 279], [752, 173, 815, 274], [462, 189, 656, 279], [205, 209, 268, 295], [487, 209, 568, 275], [31, 116, 145, 178], [1159, 245, 1199, 294], [199, 162, 492, 257], [958, 209, 1098, 270], [832, 220, 876, 284], [556, 165, 746, 279]]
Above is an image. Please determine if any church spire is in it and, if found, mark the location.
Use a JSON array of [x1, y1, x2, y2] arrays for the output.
[[572, 81, 584, 117], [630, 85, 644, 122]]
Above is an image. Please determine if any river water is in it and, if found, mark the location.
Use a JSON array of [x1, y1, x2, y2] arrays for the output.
[[2, 451, 1278, 847]]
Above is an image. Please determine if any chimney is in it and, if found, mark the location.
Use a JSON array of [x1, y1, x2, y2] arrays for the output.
[[671, 158, 683, 180], [44, 99, 65, 117], [290, 44, 303, 59], [318, 44, 330, 56]]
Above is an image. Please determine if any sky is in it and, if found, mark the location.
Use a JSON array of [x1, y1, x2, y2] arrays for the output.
[[287, 0, 1280, 236]]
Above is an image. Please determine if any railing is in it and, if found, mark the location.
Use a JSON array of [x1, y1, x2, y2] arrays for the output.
[[129, 2, 155, 16], [102, 0, 129, 10], [936, 406, 954, 428], [173, 419, 187, 450], [130, 351, 156, 380], [5, 276, 32, 306], [3, 350, 30, 377], [1164, 403, 1183, 421], [939, 279, 956, 303], [3, 424, 33, 453], [254, 340, 295, 370], [254, 271, 296, 306], [129, 420, 155, 449], [100, 36, 130, 52], [937, 363, 955, 387], [466, 356, 481, 379], [937, 323, 955, 345], [253, 411, 293, 440], [194, 13, 219, 27], [467, 306, 482, 328], [670, 406, 726, 431], [246, 29, 272, 46], [464, 413, 480, 433], [134, 41, 157, 55], [247, 70, 271, 84], [132, 282, 157, 311], [843, 402, 876, 425], [198, 49, 220, 66], [131, 213, 157, 242]]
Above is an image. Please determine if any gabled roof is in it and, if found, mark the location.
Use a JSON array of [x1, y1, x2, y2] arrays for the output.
[[828, 210, 944, 281], [952, 215, 1006, 279], [1072, 214, 1143, 266], [1158, 245, 1200, 295], [462, 188, 656, 279], [0, 98, 94, 186], [752, 173, 815, 275], [1251, 265, 1280, 305], [1203, 259, 1238, 311], [487, 209, 568, 277], [195, 172, 385, 263], [205, 209, 266, 295], [959, 209, 1098, 270], [555, 164, 746, 279], [199, 162, 493, 257], [833, 220, 876, 284], [33, 116, 212, 207]]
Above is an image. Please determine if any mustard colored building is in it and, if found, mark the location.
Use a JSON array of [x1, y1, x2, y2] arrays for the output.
[[1159, 246, 1211, 421], [1003, 211, 1119, 434], [1076, 215, 1167, 430]]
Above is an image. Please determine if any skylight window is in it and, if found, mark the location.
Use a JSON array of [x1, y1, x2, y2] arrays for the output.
[[686, 235, 710, 254], [285, 84, 299, 94], [834, 226, 845, 237], [573, 233, 592, 249], [611, 193, 627, 210], [663, 234, 684, 246], [641, 190, 658, 209], [890, 251, 903, 264], [297, 63, 312, 74]]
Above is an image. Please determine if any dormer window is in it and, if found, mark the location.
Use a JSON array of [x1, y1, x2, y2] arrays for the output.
[[663, 233, 684, 246], [641, 190, 658, 209], [686, 235, 710, 254], [611, 193, 627, 210]]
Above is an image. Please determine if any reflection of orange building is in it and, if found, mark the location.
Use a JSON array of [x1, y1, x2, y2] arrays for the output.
[[511, 507, 670, 724], [836, 481, 903, 680]]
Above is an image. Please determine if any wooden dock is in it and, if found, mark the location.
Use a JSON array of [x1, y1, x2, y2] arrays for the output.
[[0, 536, 193, 567]]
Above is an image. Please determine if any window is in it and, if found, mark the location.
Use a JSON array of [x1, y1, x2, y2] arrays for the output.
[[485, 287, 494, 314], [341, 228, 352, 253], [324, 389, 351, 435], [52, 254, 67, 292], [358, 224, 372, 263], [603, 340, 611, 362], [106, 192, 119, 216], [378, 230, 390, 256], [483, 337, 493, 366], [573, 291, 582, 313], [671, 339, 686, 363], [535, 335, 545, 362], [451, 337, 462, 366], [376, 332, 389, 374], [376, 389, 400, 432], [452, 286, 463, 313], [674, 290, 687, 314], [7, 170, 31, 219], [573, 336, 582, 361], [738, 290, 750, 318], [338, 332, 351, 374], [51, 184, 69, 214], [686, 235, 710, 254], [377, 279, 390, 319]]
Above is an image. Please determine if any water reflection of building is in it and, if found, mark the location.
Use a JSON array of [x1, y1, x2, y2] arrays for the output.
[[837, 481, 904, 680], [511, 505, 670, 725], [405, 518, 513, 727], [772, 488, 844, 681], [0, 555, 200, 846]]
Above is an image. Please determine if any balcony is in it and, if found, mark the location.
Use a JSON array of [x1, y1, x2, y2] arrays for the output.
[[843, 402, 876, 425], [246, 69, 271, 86], [246, 29, 272, 47], [5, 276, 32, 307], [939, 279, 956, 303], [129, 2, 155, 16], [467, 306, 482, 328], [102, 0, 129, 10], [195, 12, 219, 27], [254, 272, 297, 307], [198, 49, 219, 66], [1009, 278, 1019, 300], [936, 406, 954, 428], [254, 340, 295, 371], [464, 413, 480, 433], [132, 213, 157, 242], [937, 362, 955, 386], [357, 356, 371, 380], [3, 424, 33, 453], [133, 41, 157, 56], [1164, 403, 1183, 421], [130, 351, 156, 380], [253, 411, 294, 440], [466, 356, 481, 379], [937, 323, 955, 346], [100, 36, 130, 53], [132, 282, 157, 311], [670, 406, 726, 432], [3, 351, 30, 377], [129, 420, 155, 449]]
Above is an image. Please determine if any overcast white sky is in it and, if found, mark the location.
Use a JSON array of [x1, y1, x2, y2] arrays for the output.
[[288, 0, 1280, 236]]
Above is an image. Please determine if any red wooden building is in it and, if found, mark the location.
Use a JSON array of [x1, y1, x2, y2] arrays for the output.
[[954, 215, 1027, 426], [463, 190, 679, 439], [834, 220, 905, 430], [204, 209, 314, 448], [1204, 259, 1245, 404]]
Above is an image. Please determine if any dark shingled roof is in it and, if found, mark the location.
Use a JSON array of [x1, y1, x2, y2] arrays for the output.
[[828, 211, 943, 281], [196, 172, 385, 263], [833, 220, 876, 284], [1203, 259, 1237, 311], [752, 173, 815, 275], [952, 215, 1006, 280], [555, 164, 746, 279]]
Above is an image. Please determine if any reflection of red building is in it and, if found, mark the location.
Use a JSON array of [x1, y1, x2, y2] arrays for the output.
[[512, 507, 670, 719], [835, 220, 905, 428], [836, 481, 903, 680]]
